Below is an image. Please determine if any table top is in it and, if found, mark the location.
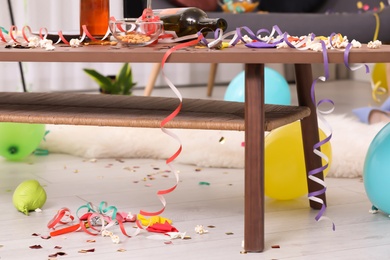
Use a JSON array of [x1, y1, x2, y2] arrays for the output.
[[1, 42, 390, 64]]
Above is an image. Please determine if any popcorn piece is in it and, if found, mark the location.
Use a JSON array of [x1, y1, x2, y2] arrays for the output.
[[309, 42, 324, 52], [101, 230, 113, 237], [70, 38, 81, 48], [194, 225, 208, 234], [367, 40, 382, 49], [241, 35, 253, 43], [39, 39, 53, 49], [45, 44, 55, 51], [276, 41, 289, 49], [28, 36, 40, 48], [38, 39, 55, 51], [110, 235, 120, 244], [351, 39, 362, 48]]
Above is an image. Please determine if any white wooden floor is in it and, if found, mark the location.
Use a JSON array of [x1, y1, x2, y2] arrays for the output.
[[1, 80, 390, 260]]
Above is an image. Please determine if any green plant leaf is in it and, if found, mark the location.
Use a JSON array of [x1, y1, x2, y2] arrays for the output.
[[83, 64, 136, 95], [83, 68, 114, 92], [116, 63, 133, 95]]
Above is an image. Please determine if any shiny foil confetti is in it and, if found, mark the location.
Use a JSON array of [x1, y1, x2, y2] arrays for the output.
[[78, 249, 95, 253]]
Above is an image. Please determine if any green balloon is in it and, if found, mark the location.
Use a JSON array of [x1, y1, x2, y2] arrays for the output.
[[0, 123, 46, 161], [13, 179, 47, 215]]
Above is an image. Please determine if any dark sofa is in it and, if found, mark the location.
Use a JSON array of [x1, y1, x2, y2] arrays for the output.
[[125, 0, 390, 44]]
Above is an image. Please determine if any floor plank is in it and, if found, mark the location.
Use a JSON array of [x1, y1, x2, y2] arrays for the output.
[[1, 80, 389, 259]]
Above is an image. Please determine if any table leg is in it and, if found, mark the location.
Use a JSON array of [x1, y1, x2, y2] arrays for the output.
[[206, 63, 218, 97], [144, 63, 161, 96], [294, 64, 327, 209], [244, 63, 265, 252]]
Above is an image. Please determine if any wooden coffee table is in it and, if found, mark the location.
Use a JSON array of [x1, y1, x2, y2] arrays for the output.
[[1, 43, 389, 252]]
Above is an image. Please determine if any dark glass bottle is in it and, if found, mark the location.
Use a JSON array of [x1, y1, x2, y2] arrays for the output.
[[153, 7, 228, 38]]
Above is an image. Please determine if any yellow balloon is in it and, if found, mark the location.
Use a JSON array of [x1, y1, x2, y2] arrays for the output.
[[372, 63, 388, 94], [265, 121, 332, 200]]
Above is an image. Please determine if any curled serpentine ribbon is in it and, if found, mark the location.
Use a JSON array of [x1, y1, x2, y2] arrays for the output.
[[48, 202, 138, 238], [215, 26, 370, 230], [137, 33, 205, 225], [0, 23, 110, 46]]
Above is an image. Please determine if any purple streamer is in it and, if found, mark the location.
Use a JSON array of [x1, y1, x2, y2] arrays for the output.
[[245, 42, 277, 48]]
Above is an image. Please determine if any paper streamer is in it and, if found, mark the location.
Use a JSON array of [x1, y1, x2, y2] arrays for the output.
[[138, 34, 204, 221], [48, 202, 139, 238]]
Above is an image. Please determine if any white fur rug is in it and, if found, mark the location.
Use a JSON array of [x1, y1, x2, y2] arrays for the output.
[[39, 114, 387, 178]]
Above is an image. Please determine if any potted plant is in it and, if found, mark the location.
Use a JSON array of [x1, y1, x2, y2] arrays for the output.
[[83, 63, 136, 95]]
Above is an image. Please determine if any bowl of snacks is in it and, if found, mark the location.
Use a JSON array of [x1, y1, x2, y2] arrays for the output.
[[109, 18, 163, 47]]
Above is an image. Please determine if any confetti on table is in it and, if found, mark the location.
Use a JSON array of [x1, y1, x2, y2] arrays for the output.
[[199, 182, 210, 186], [123, 166, 136, 172], [29, 245, 43, 249], [48, 252, 67, 257], [78, 249, 95, 253]]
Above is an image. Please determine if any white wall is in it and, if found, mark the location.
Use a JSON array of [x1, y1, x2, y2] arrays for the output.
[[0, 0, 243, 92]]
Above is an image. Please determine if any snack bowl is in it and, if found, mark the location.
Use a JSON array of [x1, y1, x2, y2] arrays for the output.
[[109, 18, 163, 47]]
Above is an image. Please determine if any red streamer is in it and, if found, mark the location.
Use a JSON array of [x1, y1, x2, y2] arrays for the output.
[[9, 25, 19, 43]]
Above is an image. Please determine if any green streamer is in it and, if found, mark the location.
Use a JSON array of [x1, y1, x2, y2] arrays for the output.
[[0, 27, 8, 34]]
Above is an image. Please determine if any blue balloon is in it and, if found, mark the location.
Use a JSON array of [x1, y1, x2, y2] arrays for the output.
[[224, 67, 291, 105], [364, 123, 390, 214]]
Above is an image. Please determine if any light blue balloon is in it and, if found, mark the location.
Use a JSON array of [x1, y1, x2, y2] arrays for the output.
[[364, 123, 390, 214], [224, 67, 291, 105]]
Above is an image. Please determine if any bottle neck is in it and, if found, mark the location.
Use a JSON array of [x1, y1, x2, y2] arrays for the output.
[[197, 18, 228, 32]]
